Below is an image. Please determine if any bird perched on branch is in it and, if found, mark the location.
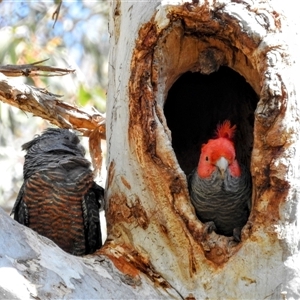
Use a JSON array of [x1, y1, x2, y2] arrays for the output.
[[188, 120, 251, 241], [12, 128, 104, 256]]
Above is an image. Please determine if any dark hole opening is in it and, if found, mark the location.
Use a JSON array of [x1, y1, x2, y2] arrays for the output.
[[164, 66, 259, 176]]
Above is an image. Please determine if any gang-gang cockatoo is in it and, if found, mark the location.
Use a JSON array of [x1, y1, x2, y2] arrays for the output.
[[12, 128, 104, 255], [189, 120, 251, 241]]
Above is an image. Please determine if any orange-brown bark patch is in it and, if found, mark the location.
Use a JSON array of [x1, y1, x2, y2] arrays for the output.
[[102, 243, 172, 289], [121, 176, 131, 190]]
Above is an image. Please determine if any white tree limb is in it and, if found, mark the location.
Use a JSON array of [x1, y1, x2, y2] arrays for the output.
[[0, 208, 180, 299]]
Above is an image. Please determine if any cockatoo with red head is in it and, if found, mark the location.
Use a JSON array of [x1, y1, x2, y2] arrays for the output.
[[189, 120, 251, 241]]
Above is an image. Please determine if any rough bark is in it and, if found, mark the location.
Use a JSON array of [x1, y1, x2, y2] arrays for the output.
[[1, 0, 300, 299], [0, 72, 105, 139], [0, 71, 105, 174]]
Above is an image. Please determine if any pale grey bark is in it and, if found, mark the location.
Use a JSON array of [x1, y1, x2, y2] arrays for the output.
[[0, 208, 179, 299]]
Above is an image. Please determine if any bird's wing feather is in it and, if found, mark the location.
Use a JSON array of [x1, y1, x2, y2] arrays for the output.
[[11, 183, 29, 226], [82, 183, 104, 254]]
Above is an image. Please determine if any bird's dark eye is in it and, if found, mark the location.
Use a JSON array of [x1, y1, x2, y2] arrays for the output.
[[205, 156, 209, 161]]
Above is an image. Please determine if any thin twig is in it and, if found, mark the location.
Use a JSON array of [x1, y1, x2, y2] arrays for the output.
[[0, 59, 75, 77], [52, 0, 63, 28]]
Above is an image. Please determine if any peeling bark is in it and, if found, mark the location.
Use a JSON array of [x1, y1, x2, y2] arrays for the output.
[[0, 71, 105, 173], [0, 72, 105, 139]]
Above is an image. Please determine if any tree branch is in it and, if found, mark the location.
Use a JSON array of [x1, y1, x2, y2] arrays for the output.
[[52, 0, 63, 29], [0, 72, 105, 139], [0, 208, 178, 299], [0, 59, 75, 77]]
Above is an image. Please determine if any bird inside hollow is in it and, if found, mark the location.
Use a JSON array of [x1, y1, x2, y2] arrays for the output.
[[11, 128, 104, 256], [188, 120, 251, 242]]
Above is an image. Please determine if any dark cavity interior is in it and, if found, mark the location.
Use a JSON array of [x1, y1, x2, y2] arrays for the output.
[[164, 66, 259, 175]]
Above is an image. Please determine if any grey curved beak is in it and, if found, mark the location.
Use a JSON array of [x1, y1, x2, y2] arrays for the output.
[[216, 156, 228, 179]]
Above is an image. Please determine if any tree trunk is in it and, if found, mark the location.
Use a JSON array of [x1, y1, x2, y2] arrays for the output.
[[106, 0, 300, 298], [1, 0, 300, 299]]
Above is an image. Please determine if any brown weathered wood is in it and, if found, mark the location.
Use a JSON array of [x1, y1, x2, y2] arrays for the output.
[[0, 72, 105, 139]]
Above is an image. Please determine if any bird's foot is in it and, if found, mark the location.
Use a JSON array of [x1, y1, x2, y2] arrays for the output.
[[233, 227, 242, 242], [204, 221, 217, 234], [200, 221, 217, 252]]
